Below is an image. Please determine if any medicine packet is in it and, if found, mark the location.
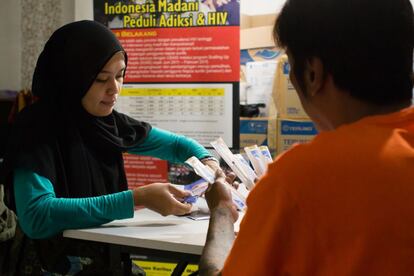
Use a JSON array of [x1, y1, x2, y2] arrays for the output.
[[210, 137, 256, 189], [184, 155, 247, 210], [182, 179, 209, 204]]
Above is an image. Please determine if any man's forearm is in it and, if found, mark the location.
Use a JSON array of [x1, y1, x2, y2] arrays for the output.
[[199, 206, 236, 276]]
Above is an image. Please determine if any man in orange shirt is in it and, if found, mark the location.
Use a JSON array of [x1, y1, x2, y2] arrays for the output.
[[199, 0, 414, 275]]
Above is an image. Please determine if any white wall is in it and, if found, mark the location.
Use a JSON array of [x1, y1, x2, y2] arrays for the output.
[[241, 0, 414, 15], [241, 0, 286, 15]]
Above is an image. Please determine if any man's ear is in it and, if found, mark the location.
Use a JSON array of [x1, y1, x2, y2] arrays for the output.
[[304, 57, 325, 97]]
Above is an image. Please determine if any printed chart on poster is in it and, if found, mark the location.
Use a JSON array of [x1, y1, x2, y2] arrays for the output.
[[116, 83, 234, 147]]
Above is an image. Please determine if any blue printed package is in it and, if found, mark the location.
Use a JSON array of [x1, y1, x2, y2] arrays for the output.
[[231, 190, 246, 210], [255, 49, 281, 60], [182, 178, 246, 211], [277, 118, 318, 155], [240, 118, 268, 148], [182, 179, 209, 204]]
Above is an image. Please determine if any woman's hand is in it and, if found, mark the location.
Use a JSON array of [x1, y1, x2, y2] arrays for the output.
[[133, 183, 192, 216]]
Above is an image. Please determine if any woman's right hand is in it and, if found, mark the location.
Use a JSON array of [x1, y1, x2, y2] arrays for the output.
[[133, 183, 192, 216]]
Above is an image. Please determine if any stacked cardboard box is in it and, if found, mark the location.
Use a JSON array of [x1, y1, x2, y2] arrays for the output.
[[273, 55, 317, 155], [240, 13, 277, 50], [240, 118, 269, 148], [239, 13, 278, 155], [240, 14, 317, 157], [276, 118, 317, 153]]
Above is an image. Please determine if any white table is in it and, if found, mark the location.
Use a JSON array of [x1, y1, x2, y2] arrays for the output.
[[64, 208, 209, 255], [63, 208, 242, 275]]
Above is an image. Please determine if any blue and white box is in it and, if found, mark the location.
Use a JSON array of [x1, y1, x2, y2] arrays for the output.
[[277, 118, 318, 155]]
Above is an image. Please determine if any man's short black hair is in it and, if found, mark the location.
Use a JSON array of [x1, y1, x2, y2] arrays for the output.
[[274, 0, 414, 105]]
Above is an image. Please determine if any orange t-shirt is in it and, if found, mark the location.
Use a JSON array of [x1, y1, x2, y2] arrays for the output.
[[223, 108, 414, 276]]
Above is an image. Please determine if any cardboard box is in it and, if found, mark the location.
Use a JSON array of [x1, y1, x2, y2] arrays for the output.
[[273, 55, 309, 118], [240, 116, 277, 156], [250, 13, 277, 27], [239, 13, 279, 158], [240, 117, 268, 147], [276, 117, 317, 155], [241, 13, 278, 29], [240, 13, 277, 50], [241, 26, 275, 50]]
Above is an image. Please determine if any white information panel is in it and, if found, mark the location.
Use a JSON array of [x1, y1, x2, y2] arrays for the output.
[[116, 83, 235, 148]]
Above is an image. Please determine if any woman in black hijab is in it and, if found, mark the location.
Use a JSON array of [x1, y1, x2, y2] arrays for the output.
[[2, 20, 220, 274]]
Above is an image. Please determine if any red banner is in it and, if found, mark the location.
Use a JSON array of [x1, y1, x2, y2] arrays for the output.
[[114, 26, 240, 83], [123, 154, 169, 189]]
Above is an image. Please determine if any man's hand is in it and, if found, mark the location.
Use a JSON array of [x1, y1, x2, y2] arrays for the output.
[[201, 158, 222, 176], [223, 171, 240, 190], [133, 183, 192, 216], [201, 158, 239, 189], [205, 173, 239, 222], [199, 172, 238, 275]]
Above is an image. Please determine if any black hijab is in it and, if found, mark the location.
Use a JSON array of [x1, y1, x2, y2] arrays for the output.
[[2, 20, 151, 203]]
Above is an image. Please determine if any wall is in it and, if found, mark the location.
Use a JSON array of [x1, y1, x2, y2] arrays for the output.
[[0, 0, 80, 91], [241, 0, 285, 15], [0, 0, 21, 91], [242, 0, 414, 14], [0, 0, 413, 90], [74, 0, 93, 20]]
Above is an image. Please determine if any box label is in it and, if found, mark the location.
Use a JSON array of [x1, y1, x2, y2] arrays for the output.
[[280, 120, 318, 135]]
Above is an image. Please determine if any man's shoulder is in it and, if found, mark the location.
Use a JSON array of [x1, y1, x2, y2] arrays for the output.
[[274, 128, 351, 167], [265, 124, 368, 188]]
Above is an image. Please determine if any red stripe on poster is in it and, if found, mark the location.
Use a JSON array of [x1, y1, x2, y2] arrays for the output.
[[114, 26, 240, 82]]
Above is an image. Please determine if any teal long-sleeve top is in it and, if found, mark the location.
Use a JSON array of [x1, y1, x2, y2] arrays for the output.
[[14, 127, 211, 239]]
